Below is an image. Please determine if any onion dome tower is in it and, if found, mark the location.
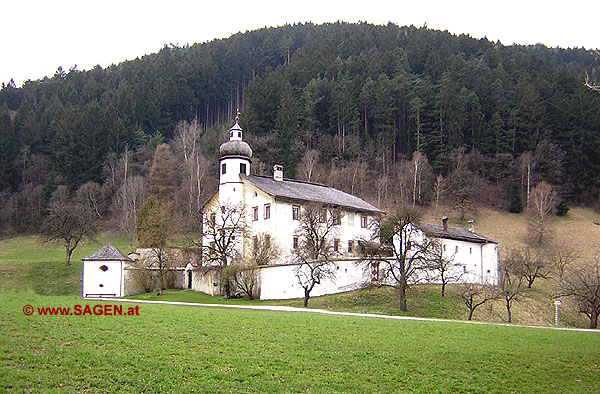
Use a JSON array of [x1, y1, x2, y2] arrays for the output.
[[218, 112, 252, 205]]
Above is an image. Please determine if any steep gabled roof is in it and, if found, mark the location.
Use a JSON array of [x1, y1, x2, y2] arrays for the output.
[[242, 175, 384, 214], [82, 244, 132, 261], [418, 223, 496, 244]]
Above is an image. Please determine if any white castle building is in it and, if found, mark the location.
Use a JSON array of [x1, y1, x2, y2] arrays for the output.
[[82, 118, 499, 300]]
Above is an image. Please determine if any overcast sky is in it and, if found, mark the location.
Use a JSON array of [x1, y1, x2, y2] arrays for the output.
[[2, 0, 597, 87]]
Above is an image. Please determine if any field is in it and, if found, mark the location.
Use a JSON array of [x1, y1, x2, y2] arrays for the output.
[[3, 288, 600, 393], [1, 217, 600, 393]]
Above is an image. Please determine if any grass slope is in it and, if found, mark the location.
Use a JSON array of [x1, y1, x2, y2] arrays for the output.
[[2, 290, 600, 393], [1, 231, 600, 392]]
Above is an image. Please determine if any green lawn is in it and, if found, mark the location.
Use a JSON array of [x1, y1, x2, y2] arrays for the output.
[[0, 234, 132, 264], [2, 290, 600, 393], [1, 235, 600, 392]]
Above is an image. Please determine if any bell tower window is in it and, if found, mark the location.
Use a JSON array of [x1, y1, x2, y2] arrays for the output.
[[221, 163, 226, 174], [240, 163, 247, 175]]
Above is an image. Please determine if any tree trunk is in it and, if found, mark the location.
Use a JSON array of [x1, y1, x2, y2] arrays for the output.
[[441, 282, 446, 297], [303, 289, 310, 308], [467, 308, 474, 321], [398, 284, 408, 311], [506, 301, 512, 323], [65, 247, 72, 266], [590, 308, 598, 329]]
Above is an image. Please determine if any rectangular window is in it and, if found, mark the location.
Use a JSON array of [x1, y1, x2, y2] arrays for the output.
[[463, 265, 467, 273], [334, 239, 340, 253], [347, 240, 354, 253], [469, 247, 472, 254], [264, 204, 271, 219], [293, 236, 299, 249], [240, 163, 247, 175], [360, 215, 368, 228], [292, 205, 299, 220], [332, 210, 341, 225], [252, 206, 258, 221], [318, 209, 326, 223], [221, 163, 226, 174], [347, 212, 354, 226]]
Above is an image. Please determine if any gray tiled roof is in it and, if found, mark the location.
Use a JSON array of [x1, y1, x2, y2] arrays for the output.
[[418, 223, 496, 244], [82, 244, 132, 261], [242, 175, 384, 214]]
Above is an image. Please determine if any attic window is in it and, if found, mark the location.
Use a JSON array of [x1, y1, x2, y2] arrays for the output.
[[360, 215, 367, 228], [99, 265, 109, 272], [332, 210, 341, 225], [292, 205, 299, 220]]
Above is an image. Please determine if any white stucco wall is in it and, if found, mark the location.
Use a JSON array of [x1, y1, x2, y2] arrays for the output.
[[204, 178, 380, 267], [393, 224, 499, 285], [258, 259, 368, 300], [82, 260, 123, 297]]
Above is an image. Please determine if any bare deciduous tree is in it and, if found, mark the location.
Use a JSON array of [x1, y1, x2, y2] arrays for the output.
[[146, 247, 179, 296], [297, 149, 319, 182], [173, 118, 208, 220], [114, 175, 146, 250], [365, 205, 431, 311], [513, 247, 551, 288], [293, 204, 339, 307], [201, 202, 249, 298], [557, 259, 600, 329], [223, 259, 259, 299], [425, 240, 461, 297], [433, 173, 444, 210], [517, 151, 534, 208], [528, 181, 555, 246], [459, 283, 498, 321], [250, 232, 280, 266], [40, 185, 100, 266], [551, 247, 576, 282], [499, 251, 526, 323]]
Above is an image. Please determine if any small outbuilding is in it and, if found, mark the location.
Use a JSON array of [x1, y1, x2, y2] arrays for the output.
[[82, 244, 132, 298]]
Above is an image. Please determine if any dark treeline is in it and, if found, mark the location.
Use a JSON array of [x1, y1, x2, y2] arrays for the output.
[[1, 22, 599, 235]]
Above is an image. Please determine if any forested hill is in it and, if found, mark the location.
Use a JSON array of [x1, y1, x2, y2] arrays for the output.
[[1, 22, 599, 233]]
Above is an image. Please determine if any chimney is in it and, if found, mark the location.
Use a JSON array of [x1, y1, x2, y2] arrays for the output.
[[273, 164, 284, 182], [468, 220, 474, 233], [442, 216, 448, 232]]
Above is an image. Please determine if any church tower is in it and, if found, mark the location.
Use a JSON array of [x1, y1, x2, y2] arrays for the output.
[[218, 114, 252, 206]]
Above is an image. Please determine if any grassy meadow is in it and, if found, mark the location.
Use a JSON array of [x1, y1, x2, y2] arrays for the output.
[[1, 213, 600, 392], [3, 289, 600, 393]]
